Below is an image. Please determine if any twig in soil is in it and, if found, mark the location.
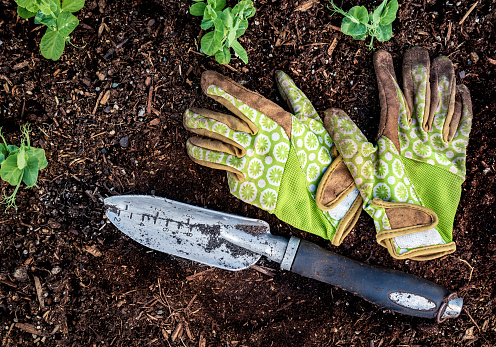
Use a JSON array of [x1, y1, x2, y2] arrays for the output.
[[327, 37, 339, 57], [456, 257, 474, 282], [465, 308, 481, 332], [171, 321, 184, 342], [445, 21, 452, 46], [146, 77, 153, 116], [326, 23, 342, 32], [222, 63, 239, 72], [34, 276, 45, 310], [185, 267, 216, 281], [92, 88, 107, 116], [185, 294, 198, 312], [2, 323, 14, 345], [459, 1, 479, 25], [104, 38, 129, 59], [21, 98, 26, 118], [251, 265, 275, 277]]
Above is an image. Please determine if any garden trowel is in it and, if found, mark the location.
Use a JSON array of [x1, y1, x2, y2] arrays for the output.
[[104, 195, 462, 322]]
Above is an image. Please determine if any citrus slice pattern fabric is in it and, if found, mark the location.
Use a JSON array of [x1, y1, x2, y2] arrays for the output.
[[325, 48, 473, 260], [184, 70, 360, 241]]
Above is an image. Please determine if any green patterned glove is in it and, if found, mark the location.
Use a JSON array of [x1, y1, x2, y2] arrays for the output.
[[324, 47, 473, 260], [184, 70, 363, 245]]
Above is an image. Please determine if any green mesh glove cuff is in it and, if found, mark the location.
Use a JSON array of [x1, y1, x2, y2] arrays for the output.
[[403, 157, 463, 243], [275, 146, 338, 241]]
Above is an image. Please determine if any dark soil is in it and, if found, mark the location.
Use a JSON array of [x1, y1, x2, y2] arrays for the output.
[[1, 0, 495, 346]]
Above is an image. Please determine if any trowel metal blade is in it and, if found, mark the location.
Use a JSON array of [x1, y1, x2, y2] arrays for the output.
[[104, 195, 265, 270]]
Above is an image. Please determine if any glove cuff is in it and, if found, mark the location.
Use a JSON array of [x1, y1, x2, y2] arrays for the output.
[[370, 198, 457, 260], [315, 154, 363, 246]]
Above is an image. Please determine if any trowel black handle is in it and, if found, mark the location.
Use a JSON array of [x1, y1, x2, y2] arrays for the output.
[[289, 240, 460, 320]]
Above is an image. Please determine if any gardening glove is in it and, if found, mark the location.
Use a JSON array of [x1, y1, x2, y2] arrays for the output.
[[183, 70, 363, 245], [324, 47, 473, 260]]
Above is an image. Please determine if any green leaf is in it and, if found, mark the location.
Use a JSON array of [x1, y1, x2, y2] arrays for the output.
[[39, 0, 61, 15], [0, 144, 7, 160], [372, 0, 388, 24], [201, 31, 222, 55], [57, 11, 79, 36], [214, 19, 225, 42], [35, 12, 56, 27], [201, 18, 214, 30], [7, 145, 19, 153], [17, 6, 37, 19], [15, 0, 39, 13], [376, 23, 392, 41], [341, 17, 367, 37], [0, 145, 7, 165], [351, 32, 368, 41], [380, 0, 398, 25], [215, 46, 231, 64], [227, 24, 237, 46], [0, 154, 23, 186], [206, 4, 217, 19], [61, 0, 85, 12], [17, 148, 27, 170], [231, 39, 248, 64], [190, 2, 206, 16], [235, 19, 248, 38], [26, 148, 48, 170], [221, 8, 233, 28], [214, 0, 226, 11], [348, 6, 369, 25], [22, 156, 40, 187], [40, 29, 66, 60]]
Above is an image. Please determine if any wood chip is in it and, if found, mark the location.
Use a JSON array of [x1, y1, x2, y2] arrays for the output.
[[487, 57, 496, 65], [13, 61, 29, 70], [34, 276, 45, 309], [184, 322, 194, 340], [171, 321, 183, 342], [147, 84, 153, 115], [199, 332, 206, 347], [327, 37, 339, 57], [149, 118, 160, 126], [15, 323, 48, 337], [100, 90, 111, 105], [84, 245, 102, 257], [294, 0, 318, 12], [462, 326, 478, 342]]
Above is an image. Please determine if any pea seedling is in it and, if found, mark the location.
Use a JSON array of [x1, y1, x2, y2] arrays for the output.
[[15, 0, 86, 60], [190, 0, 256, 64], [0, 125, 48, 211], [329, 0, 398, 50]]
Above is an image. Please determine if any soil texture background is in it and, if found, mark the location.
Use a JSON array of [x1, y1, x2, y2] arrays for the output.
[[1, 0, 496, 346]]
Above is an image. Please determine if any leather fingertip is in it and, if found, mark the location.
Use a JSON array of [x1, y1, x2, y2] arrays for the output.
[[373, 49, 393, 70], [316, 158, 355, 211], [457, 84, 473, 118], [201, 70, 223, 93], [403, 46, 430, 68]]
